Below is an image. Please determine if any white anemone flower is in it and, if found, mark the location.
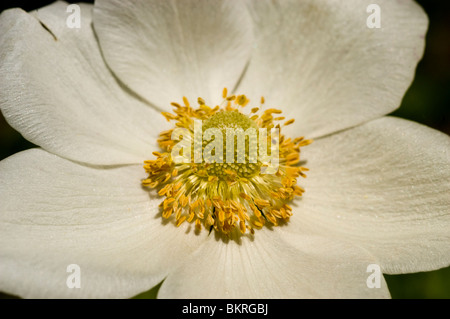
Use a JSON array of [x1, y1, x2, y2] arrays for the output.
[[0, 0, 449, 299]]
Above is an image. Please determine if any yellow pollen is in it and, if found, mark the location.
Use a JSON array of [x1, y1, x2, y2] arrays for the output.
[[199, 110, 261, 179], [142, 89, 312, 237]]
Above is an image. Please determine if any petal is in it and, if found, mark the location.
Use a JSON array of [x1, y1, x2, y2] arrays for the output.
[[158, 229, 389, 298], [0, 149, 207, 298], [288, 116, 450, 274], [239, 0, 428, 138], [0, 2, 168, 166], [93, 0, 253, 109]]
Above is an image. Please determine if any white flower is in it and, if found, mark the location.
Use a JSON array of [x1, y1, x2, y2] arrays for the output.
[[0, 0, 449, 299]]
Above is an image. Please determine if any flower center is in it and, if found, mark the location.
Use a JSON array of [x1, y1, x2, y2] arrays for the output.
[[199, 110, 261, 179], [142, 89, 312, 236]]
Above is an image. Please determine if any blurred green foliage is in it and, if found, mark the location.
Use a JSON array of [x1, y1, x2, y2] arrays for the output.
[[0, 0, 449, 299]]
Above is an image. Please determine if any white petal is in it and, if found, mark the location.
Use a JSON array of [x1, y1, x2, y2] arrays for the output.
[[239, 0, 428, 138], [158, 229, 389, 298], [0, 149, 207, 298], [93, 0, 253, 109], [0, 2, 168, 166], [288, 116, 450, 274]]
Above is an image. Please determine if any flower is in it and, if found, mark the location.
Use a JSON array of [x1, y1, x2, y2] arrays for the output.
[[0, 0, 449, 299]]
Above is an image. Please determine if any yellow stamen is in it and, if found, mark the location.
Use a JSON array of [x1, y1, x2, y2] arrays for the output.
[[198, 97, 205, 105], [142, 89, 312, 237], [284, 119, 295, 126], [222, 88, 228, 99], [176, 215, 187, 227], [182, 96, 190, 107]]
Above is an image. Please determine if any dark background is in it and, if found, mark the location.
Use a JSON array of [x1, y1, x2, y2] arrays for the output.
[[0, 0, 449, 299]]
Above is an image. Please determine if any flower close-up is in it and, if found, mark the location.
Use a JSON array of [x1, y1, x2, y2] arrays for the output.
[[0, 0, 449, 299]]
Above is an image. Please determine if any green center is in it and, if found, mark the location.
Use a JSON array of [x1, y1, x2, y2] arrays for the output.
[[199, 111, 261, 179]]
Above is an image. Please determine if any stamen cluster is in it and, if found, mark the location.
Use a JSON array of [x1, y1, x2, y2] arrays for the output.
[[142, 89, 312, 235]]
